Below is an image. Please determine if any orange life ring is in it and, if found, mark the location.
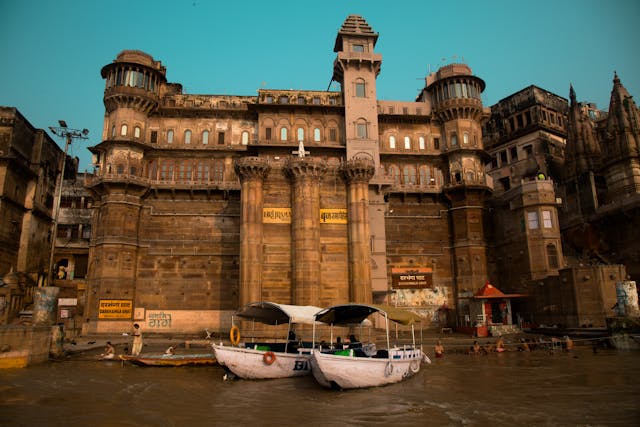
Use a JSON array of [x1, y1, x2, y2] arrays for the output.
[[229, 326, 241, 345], [263, 351, 276, 365]]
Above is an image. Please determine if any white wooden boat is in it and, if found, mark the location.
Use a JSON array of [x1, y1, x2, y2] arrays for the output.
[[212, 302, 323, 380], [311, 304, 429, 389]]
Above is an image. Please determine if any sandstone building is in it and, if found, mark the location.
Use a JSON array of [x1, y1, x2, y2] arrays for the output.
[[85, 15, 492, 333]]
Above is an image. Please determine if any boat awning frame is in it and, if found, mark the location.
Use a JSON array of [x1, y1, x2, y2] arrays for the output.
[[314, 303, 423, 326], [234, 301, 324, 325]]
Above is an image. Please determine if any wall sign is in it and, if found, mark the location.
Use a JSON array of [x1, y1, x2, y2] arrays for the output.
[[98, 299, 133, 319], [391, 268, 433, 289]]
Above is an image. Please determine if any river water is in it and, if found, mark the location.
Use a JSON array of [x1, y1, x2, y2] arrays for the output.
[[1, 348, 638, 426]]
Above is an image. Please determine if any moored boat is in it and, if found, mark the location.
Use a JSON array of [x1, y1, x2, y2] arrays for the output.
[[212, 302, 323, 380], [118, 353, 216, 367], [311, 304, 429, 389]]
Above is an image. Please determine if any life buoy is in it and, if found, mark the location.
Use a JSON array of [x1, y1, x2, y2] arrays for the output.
[[263, 351, 276, 365], [229, 326, 241, 345], [410, 359, 420, 373]]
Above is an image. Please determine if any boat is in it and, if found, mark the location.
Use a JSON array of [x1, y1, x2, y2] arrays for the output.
[[118, 353, 216, 367], [212, 302, 323, 380], [311, 303, 429, 390]]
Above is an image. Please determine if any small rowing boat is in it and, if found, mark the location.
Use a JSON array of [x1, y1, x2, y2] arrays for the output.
[[118, 353, 216, 367]]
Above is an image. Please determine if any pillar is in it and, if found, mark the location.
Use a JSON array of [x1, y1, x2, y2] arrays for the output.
[[234, 157, 271, 306], [286, 158, 327, 306], [342, 159, 375, 303]]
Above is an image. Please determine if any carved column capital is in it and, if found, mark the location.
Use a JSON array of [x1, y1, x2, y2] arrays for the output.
[[285, 157, 328, 182], [341, 158, 375, 184], [234, 157, 271, 181]]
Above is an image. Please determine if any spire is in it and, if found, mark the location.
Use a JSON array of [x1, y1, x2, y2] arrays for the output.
[[333, 15, 378, 52], [604, 72, 640, 158], [564, 84, 602, 179]]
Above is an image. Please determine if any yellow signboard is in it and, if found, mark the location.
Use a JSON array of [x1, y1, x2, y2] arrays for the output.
[[263, 208, 291, 223], [320, 209, 348, 224], [98, 299, 133, 319]]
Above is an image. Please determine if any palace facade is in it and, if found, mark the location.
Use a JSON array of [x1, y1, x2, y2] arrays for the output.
[[84, 15, 491, 333]]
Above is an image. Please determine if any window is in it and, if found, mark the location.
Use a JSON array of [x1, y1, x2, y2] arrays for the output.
[[313, 128, 321, 142], [265, 127, 272, 140], [419, 136, 425, 150], [524, 145, 533, 157], [403, 165, 416, 185], [433, 137, 440, 150], [297, 128, 304, 141], [389, 136, 396, 149], [297, 96, 305, 105], [527, 211, 539, 229], [120, 124, 128, 136], [111, 125, 116, 138], [355, 79, 366, 98], [352, 44, 364, 52], [542, 210, 553, 228], [150, 130, 158, 143], [241, 131, 249, 145], [450, 133, 458, 146], [313, 97, 321, 105], [184, 130, 191, 144], [218, 132, 225, 145], [265, 95, 273, 103], [404, 136, 411, 150], [463, 132, 469, 145], [329, 128, 337, 142], [357, 122, 367, 138], [280, 127, 288, 141], [202, 130, 209, 145], [547, 244, 559, 269], [213, 160, 224, 181], [388, 165, 400, 185], [510, 146, 518, 161], [167, 130, 174, 144], [279, 96, 288, 104], [500, 150, 508, 164], [134, 126, 141, 138]]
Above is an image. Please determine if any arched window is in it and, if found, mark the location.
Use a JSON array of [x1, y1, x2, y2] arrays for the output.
[[404, 136, 411, 150], [419, 136, 425, 150], [356, 120, 367, 138], [451, 133, 458, 146], [134, 126, 141, 138], [120, 124, 128, 136], [388, 165, 401, 185], [184, 130, 192, 144], [403, 165, 416, 185], [547, 244, 559, 269], [280, 127, 288, 141], [167, 130, 174, 144], [419, 166, 431, 185], [463, 132, 469, 145], [241, 131, 249, 145], [313, 128, 321, 142], [202, 130, 209, 145], [111, 125, 116, 138], [389, 136, 396, 149], [355, 78, 366, 98], [297, 128, 304, 141]]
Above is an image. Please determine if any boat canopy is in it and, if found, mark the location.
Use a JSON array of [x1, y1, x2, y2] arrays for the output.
[[314, 303, 423, 326], [235, 301, 324, 325]]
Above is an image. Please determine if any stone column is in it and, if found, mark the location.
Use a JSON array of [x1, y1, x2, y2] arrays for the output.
[[234, 157, 271, 306], [286, 158, 327, 306], [342, 159, 375, 303]]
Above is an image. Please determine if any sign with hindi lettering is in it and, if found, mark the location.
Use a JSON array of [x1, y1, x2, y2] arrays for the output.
[[263, 208, 292, 223], [391, 268, 433, 289], [98, 299, 133, 319], [320, 209, 348, 224]]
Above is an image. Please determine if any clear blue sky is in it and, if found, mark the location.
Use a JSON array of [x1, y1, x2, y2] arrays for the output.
[[1, 0, 638, 171]]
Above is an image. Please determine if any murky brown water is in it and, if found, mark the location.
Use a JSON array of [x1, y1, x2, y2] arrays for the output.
[[1, 348, 638, 426]]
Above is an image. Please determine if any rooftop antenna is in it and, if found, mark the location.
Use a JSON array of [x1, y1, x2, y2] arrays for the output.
[[326, 77, 334, 91]]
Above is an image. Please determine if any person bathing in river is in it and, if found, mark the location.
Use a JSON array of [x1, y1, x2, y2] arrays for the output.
[[495, 336, 505, 353], [470, 341, 481, 355], [434, 340, 445, 358], [100, 341, 115, 360]]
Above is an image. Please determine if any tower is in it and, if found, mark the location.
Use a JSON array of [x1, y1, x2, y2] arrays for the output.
[[332, 15, 381, 303], [425, 64, 492, 300], [85, 51, 166, 328]]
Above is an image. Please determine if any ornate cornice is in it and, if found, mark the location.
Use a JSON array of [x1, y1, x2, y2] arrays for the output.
[[234, 157, 271, 181], [285, 157, 328, 182]]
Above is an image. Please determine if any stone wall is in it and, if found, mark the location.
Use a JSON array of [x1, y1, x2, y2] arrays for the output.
[[0, 325, 53, 368]]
